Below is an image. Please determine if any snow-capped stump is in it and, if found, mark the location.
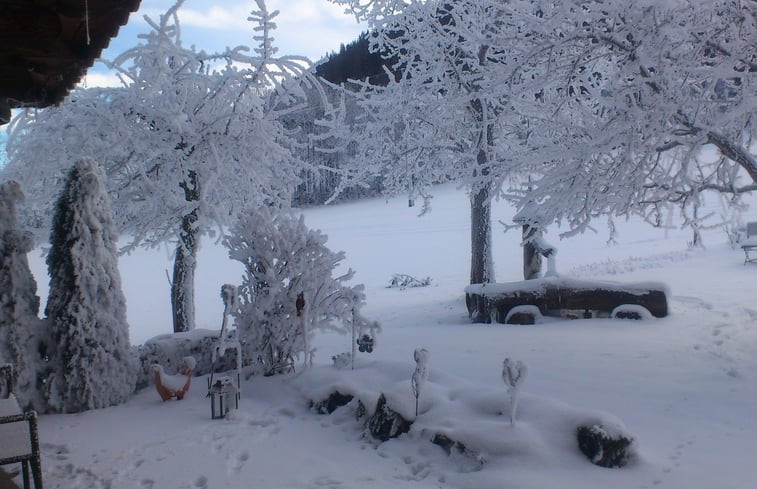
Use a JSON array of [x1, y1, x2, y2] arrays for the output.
[[310, 391, 354, 414], [360, 394, 413, 442], [576, 424, 635, 468]]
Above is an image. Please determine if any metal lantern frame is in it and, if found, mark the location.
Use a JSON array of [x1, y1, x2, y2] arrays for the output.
[[209, 377, 238, 419]]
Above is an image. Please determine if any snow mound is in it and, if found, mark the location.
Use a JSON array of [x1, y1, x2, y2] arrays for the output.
[[290, 360, 637, 468]]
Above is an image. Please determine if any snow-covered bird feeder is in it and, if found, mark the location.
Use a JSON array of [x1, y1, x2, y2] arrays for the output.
[[209, 377, 238, 420]]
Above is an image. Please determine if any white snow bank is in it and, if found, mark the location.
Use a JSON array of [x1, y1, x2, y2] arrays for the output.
[[289, 360, 636, 467]]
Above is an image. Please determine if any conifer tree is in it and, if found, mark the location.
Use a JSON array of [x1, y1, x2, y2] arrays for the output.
[[0, 180, 44, 410], [44, 158, 137, 413]]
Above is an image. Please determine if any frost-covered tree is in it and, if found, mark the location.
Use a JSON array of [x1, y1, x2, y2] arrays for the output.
[[327, 0, 531, 284], [495, 0, 756, 236], [44, 158, 137, 413], [331, 0, 755, 240], [4, 0, 335, 333], [0, 180, 45, 410], [225, 205, 369, 376]]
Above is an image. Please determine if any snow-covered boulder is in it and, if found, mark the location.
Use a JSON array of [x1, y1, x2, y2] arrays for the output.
[[136, 329, 239, 390], [309, 391, 354, 415], [361, 394, 413, 442], [576, 424, 636, 468]]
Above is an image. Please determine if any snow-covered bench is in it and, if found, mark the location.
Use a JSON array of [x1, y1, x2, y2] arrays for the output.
[[0, 365, 43, 489], [465, 277, 668, 324], [741, 222, 757, 264]]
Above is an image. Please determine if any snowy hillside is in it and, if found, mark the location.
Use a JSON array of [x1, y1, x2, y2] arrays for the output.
[[21, 185, 757, 489]]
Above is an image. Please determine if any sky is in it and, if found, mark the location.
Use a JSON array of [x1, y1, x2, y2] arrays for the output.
[[83, 0, 368, 87]]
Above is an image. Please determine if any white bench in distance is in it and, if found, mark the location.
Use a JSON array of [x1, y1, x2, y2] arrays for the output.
[[741, 222, 757, 264]]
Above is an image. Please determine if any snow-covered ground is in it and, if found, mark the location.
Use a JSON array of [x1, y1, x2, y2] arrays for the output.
[[22, 185, 757, 488]]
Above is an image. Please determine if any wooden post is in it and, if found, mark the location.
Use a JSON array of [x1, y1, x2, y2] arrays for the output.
[[296, 293, 308, 369], [522, 224, 542, 280]]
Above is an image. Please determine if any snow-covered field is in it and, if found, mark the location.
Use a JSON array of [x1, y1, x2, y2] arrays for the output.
[[22, 185, 757, 488]]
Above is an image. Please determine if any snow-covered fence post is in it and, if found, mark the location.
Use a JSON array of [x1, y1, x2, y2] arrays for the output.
[[411, 348, 429, 418], [209, 284, 239, 395], [502, 358, 527, 426]]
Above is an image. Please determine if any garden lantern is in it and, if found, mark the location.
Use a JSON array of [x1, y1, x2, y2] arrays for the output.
[[209, 377, 238, 419]]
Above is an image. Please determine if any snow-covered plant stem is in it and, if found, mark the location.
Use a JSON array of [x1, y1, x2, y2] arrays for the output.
[[351, 307, 357, 370], [411, 348, 429, 418], [502, 358, 527, 427]]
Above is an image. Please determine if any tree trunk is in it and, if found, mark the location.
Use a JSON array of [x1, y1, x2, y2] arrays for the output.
[[470, 179, 493, 285], [469, 94, 495, 286], [172, 170, 200, 333]]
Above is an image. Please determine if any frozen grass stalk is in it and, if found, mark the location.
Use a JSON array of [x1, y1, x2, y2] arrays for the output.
[[502, 358, 527, 426], [412, 348, 429, 417]]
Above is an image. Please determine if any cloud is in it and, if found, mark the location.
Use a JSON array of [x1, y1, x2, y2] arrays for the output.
[[79, 72, 125, 88], [177, 4, 251, 30]]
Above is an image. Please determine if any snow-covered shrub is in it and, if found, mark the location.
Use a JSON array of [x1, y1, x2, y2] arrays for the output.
[[502, 358, 527, 426], [0, 180, 45, 410], [387, 274, 431, 290], [225, 205, 369, 376], [332, 352, 352, 370], [43, 158, 138, 413]]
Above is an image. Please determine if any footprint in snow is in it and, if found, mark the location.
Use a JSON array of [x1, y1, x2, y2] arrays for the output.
[[312, 476, 343, 488], [42, 442, 70, 461], [227, 450, 250, 475]]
